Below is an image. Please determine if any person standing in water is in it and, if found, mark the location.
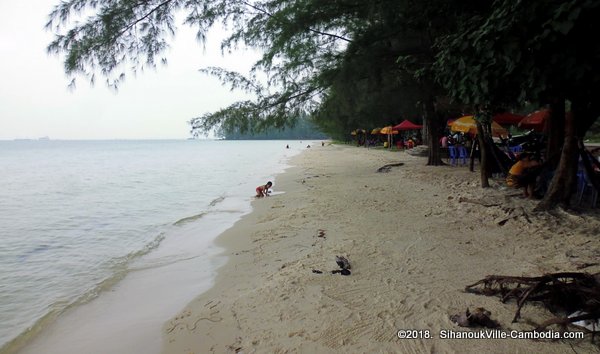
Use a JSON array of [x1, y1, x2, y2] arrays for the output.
[[255, 181, 272, 198]]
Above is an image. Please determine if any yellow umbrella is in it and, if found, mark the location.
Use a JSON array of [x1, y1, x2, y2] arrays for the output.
[[451, 116, 507, 137], [379, 126, 398, 135], [371, 128, 381, 134], [379, 126, 398, 149]]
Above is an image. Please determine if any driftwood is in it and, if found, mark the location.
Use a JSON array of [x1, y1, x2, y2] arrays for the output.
[[495, 207, 531, 226], [376, 162, 404, 173], [458, 196, 502, 207], [465, 272, 600, 332]]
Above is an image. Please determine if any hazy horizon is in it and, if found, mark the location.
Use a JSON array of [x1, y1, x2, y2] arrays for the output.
[[0, 1, 258, 140]]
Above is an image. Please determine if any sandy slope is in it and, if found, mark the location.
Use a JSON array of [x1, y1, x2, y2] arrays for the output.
[[163, 144, 600, 354]]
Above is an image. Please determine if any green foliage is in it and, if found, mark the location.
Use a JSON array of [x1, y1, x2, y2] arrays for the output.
[[433, 0, 600, 107]]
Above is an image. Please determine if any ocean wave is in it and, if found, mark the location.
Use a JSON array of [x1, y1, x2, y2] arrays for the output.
[[173, 212, 208, 226], [208, 195, 225, 207]]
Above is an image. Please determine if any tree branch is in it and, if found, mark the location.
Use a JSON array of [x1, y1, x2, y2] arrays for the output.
[[239, 0, 352, 43], [115, 0, 174, 39]]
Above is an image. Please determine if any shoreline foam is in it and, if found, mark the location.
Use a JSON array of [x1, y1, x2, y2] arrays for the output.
[[163, 143, 600, 353]]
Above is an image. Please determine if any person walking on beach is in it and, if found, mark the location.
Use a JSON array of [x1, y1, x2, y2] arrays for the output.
[[256, 181, 272, 198]]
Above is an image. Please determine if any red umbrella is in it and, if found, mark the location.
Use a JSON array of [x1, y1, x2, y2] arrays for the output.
[[392, 119, 423, 131], [519, 109, 550, 131], [493, 112, 524, 125]]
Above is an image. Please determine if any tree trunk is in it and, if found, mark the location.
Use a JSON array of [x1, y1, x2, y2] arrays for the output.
[[536, 97, 600, 210], [424, 96, 444, 166], [545, 99, 565, 168], [536, 104, 578, 210], [476, 121, 490, 188], [422, 112, 430, 146]]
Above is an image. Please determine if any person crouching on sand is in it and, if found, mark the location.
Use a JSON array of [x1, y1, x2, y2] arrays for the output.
[[506, 153, 541, 198], [256, 181, 272, 198]]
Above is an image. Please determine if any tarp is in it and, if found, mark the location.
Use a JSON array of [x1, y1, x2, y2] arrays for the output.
[[392, 119, 423, 131]]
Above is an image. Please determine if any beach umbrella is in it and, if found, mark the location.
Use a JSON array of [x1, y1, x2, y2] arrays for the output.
[[379, 126, 398, 149], [371, 128, 381, 134], [519, 109, 550, 131], [493, 112, 525, 125], [392, 119, 423, 131], [451, 115, 507, 137], [379, 126, 399, 135], [350, 129, 366, 135]]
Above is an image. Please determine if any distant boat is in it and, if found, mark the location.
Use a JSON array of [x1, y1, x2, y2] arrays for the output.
[[38, 136, 50, 140]]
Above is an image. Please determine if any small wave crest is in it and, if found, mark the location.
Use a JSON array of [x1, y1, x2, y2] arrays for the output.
[[208, 195, 225, 207], [173, 212, 208, 226], [172, 195, 228, 226]]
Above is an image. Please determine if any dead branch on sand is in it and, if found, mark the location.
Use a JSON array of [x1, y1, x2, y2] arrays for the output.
[[465, 272, 600, 332], [376, 163, 404, 173]]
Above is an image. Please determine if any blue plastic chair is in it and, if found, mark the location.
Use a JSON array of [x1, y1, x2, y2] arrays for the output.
[[577, 169, 598, 208], [448, 146, 457, 166], [457, 146, 468, 166]]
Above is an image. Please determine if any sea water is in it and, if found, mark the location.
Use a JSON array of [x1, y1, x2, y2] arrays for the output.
[[0, 139, 304, 353]]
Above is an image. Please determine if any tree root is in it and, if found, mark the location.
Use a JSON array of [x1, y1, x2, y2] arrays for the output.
[[465, 272, 600, 331]]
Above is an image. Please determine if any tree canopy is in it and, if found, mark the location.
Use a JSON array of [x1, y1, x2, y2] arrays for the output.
[[46, 0, 474, 138]]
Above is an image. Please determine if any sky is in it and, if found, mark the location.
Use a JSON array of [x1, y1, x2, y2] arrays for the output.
[[0, 1, 258, 140]]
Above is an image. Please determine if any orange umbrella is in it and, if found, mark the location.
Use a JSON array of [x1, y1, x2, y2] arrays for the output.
[[451, 116, 507, 137]]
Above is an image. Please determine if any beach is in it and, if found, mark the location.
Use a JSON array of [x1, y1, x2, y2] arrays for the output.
[[163, 143, 600, 353]]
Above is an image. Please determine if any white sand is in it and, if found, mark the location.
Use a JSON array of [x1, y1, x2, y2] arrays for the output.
[[163, 144, 600, 353]]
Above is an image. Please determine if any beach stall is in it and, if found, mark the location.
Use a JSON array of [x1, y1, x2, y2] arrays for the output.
[[393, 119, 423, 131]]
